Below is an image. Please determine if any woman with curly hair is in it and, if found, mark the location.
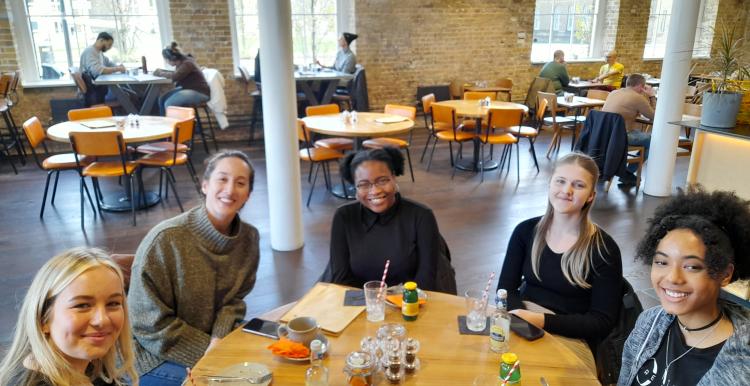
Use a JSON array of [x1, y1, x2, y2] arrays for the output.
[[618, 187, 750, 386], [320, 147, 455, 292]]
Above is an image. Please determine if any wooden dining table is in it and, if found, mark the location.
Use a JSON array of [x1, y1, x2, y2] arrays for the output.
[[431, 100, 529, 172], [556, 96, 606, 150], [191, 286, 600, 385], [92, 73, 171, 115], [47, 116, 178, 211], [301, 112, 414, 198]]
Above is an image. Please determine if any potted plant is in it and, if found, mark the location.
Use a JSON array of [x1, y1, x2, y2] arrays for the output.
[[701, 23, 750, 128]]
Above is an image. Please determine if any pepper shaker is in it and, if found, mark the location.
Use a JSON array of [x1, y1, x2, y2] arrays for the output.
[[404, 338, 420, 373]]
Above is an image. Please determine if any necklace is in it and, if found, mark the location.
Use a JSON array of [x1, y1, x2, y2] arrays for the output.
[[662, 316, 723, 384], [677, 311, 723, 332]]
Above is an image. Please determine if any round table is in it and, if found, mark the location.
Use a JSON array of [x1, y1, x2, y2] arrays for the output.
[[47, 116, 178, 211], [190, 286, 600, 385], [301, 112, 415, 198], [431, 100, 528, 172]]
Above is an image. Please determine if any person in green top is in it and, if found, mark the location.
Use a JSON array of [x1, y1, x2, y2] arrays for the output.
[[539, 50, 570, 95], [593, 50, 625, 89]]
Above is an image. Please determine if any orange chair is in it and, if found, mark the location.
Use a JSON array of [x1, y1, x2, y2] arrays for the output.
[[69, 131, 139, 228], [586, 89, 610, 101], [362, 104, 417, 182], [136, 106, 194, 154], [426, 104, 474, 171], [506, 98, 547, 173], [463, 91, 496, 101], [538, 91, 579, 158], [495, 78, 513, 102], [68, 105, 113, 121], [136, 118, 198, 212], [306, 104, 354, 151], [23, 117, 93, 218], [477, 108, 523, 182], [419, 93, 448, 162], [298, 119, 345, 207]]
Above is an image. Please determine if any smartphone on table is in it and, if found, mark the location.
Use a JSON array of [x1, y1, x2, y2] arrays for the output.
[[510, 314, 545, 341], [241, 318, 280, 340]]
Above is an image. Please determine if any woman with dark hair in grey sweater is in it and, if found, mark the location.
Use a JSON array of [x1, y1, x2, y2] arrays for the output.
[[128, 150, 259, 386], [619, 187, 750, 386]]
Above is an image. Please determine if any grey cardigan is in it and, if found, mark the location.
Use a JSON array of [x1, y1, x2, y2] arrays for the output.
[[618, 302, 750, 386]]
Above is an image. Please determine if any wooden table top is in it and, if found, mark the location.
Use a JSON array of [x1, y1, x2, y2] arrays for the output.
[[301, 112, 414, 138], [47, 116, 178, 143], [432, 100, 528, 118], [92, 73, 171, 85], [557, 96, 606, 108], [191, 287, 600, 385]]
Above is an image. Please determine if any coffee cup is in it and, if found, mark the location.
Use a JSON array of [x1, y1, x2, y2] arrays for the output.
[[277, 316, 320, 346]]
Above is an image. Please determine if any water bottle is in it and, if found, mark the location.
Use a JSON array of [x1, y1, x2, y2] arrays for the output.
[[305, 339, 329, 386], [489, 289, 511, 353]]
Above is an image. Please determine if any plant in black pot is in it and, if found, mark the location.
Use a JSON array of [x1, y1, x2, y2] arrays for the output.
[[701, 23, 750, 128]]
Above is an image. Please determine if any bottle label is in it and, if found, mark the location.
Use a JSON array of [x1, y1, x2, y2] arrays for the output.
[[490, 325, 507, 343], [402, 302, 419, 317]]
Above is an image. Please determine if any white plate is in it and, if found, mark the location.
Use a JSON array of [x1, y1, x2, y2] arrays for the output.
[[375, 116, 408, 124], [205, 362, 272, 385]]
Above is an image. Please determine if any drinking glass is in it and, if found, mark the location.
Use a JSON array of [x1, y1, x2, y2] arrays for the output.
[[464, 290, 488, 332], [364, 281, 386, 322]]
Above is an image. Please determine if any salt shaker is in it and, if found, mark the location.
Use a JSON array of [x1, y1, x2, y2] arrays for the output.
[[385, 347, 403, 384], [404, 338, 420, 374], [351, 110, 358, 123]]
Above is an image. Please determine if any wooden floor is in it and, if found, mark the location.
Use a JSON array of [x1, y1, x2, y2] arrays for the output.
[[0, 122, 687, 353]]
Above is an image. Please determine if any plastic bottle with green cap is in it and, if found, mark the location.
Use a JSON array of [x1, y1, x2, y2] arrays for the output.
[[499, 352, 521, 384], [402, 281, 419, 321]]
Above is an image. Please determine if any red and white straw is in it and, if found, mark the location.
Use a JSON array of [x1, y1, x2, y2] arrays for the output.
[[378, 259, 390, 300], [501, 360, 521, 385], [186, 367, 196, 386], [481, 272, 495, 306]]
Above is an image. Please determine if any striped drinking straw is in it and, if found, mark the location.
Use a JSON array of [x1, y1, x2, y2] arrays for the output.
[[501, 360, 521, 385], [481, 272, 495, 307], [377, 259, 390, 301]]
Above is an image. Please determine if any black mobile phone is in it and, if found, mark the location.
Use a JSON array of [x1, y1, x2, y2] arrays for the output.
[[510, 314, 545, 341], [241, 318, 280, 340]]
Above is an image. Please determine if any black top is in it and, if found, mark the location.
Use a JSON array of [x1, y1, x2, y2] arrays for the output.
[[324, 194, 441, 290], [9, 368, 115, 386], [631, 320, 725, 386], [497, 217, 623, 340]]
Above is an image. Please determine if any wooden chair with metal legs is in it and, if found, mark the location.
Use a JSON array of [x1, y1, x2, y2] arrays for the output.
[[362, 104, 417, 182], [461, 92, 496, 131], [507, 98, 547, 173], [306, 104, 354, 152], [23, 117, 93, 218], [298, 119, 345, 207], [538, 91, 579, 158], [677, 103, 702, 157], [605, 146, 645, 193], [135, 118, 197, 212], [420, 93, 451, 162], [194, 102, 218, 154], [68, 105, 113, 121], [69, 131, 139, 228], [477, 108, 522, 183], [0, 73, 26, 163], [495, 78, 513, 101], [585, 89, 610, 101], [426, 104, 474, 171]]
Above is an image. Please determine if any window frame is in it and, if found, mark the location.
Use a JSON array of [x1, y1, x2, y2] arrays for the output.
[[9, 0, 174, 87], [530, 0, 608, 64], [642, 0, 713, 60], [228, 0, 352, 78]]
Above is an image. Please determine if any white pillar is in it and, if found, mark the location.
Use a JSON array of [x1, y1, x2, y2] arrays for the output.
[[258, 0, 304, 250], [643, 0, 701, 196]]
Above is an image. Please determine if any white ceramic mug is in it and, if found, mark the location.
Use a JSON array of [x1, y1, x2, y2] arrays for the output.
[[277, 316, 320, 346]]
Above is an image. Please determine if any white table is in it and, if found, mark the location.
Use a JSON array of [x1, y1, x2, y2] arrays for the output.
[[93, 73, 171, 115], [295, 70, 354, 105], [557, 96, 606, 150]]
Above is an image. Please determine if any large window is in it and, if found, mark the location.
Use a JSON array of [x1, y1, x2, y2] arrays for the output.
[[643, 0, 718, 59], [11, 0, 172, 83], [230, 0, 342, 74], [531, 0, 605, 62]]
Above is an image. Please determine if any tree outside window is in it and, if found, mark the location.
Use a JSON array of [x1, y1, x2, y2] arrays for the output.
[[643, 0, 718, 59], [531, 0, 600, 62]]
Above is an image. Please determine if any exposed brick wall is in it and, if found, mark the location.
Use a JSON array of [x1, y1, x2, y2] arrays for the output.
[[0, 0, 17, 72]]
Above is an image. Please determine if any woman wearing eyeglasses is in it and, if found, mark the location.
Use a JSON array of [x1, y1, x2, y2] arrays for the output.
[[321, 147, 455, 293]]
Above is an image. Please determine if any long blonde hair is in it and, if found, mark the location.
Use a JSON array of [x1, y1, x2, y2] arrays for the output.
[[531, 153, 607, 288], [0, 247, 138, 386]]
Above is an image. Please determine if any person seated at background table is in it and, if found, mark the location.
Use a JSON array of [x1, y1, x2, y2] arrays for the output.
[[79, 32, 127, 105], [539, 50, 570, 96], [321, 147, 456, 293], [592, 50, 625, 90], [618, 187, 750, 386], [128, 150, 260, 386], [316, 32, 358, 74], [153, 42, 211, 116], [0, 247, 138, 386], [602, 74, 656, 186], [498, 152, 623, 366]]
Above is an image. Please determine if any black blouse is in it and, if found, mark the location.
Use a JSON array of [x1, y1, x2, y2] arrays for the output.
[[497, 217, 623, 341], [324, 194, 441, 290], [9, 368, 116, 386]]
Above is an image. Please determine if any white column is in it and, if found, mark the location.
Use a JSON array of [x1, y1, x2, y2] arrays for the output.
[[258, 0, 304, 250], [643, 0, 701, 196]]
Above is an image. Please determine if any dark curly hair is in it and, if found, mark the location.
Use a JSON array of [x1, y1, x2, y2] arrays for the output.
[[635, 186, 750, 280], [340, 147, 405, 184]]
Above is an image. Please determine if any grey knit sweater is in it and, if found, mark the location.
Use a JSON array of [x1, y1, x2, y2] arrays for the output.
[[127, 205, 260, 375]]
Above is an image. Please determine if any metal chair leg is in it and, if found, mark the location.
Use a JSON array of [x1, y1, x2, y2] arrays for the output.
[[166, 168, 184, 212], [479, 144, 485, 183], [203, 106, 219, 152], [91, 178, 102, 214], [129, 175, 136, 226], [426, 139, 438, 171], [515, 142, 520, 184], [40, 171, 53, 218], [528, 137, 539, 173], [80, 178, 85, 229], [420, 134, 433, 162], [405, 148, 415, 182], [51, 171, 61, 205], [307, 162, 320, 207]]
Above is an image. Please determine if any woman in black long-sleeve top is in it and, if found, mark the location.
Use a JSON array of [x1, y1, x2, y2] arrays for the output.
[[498, 152, 623, 345], [322, 148, 450, 291]]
